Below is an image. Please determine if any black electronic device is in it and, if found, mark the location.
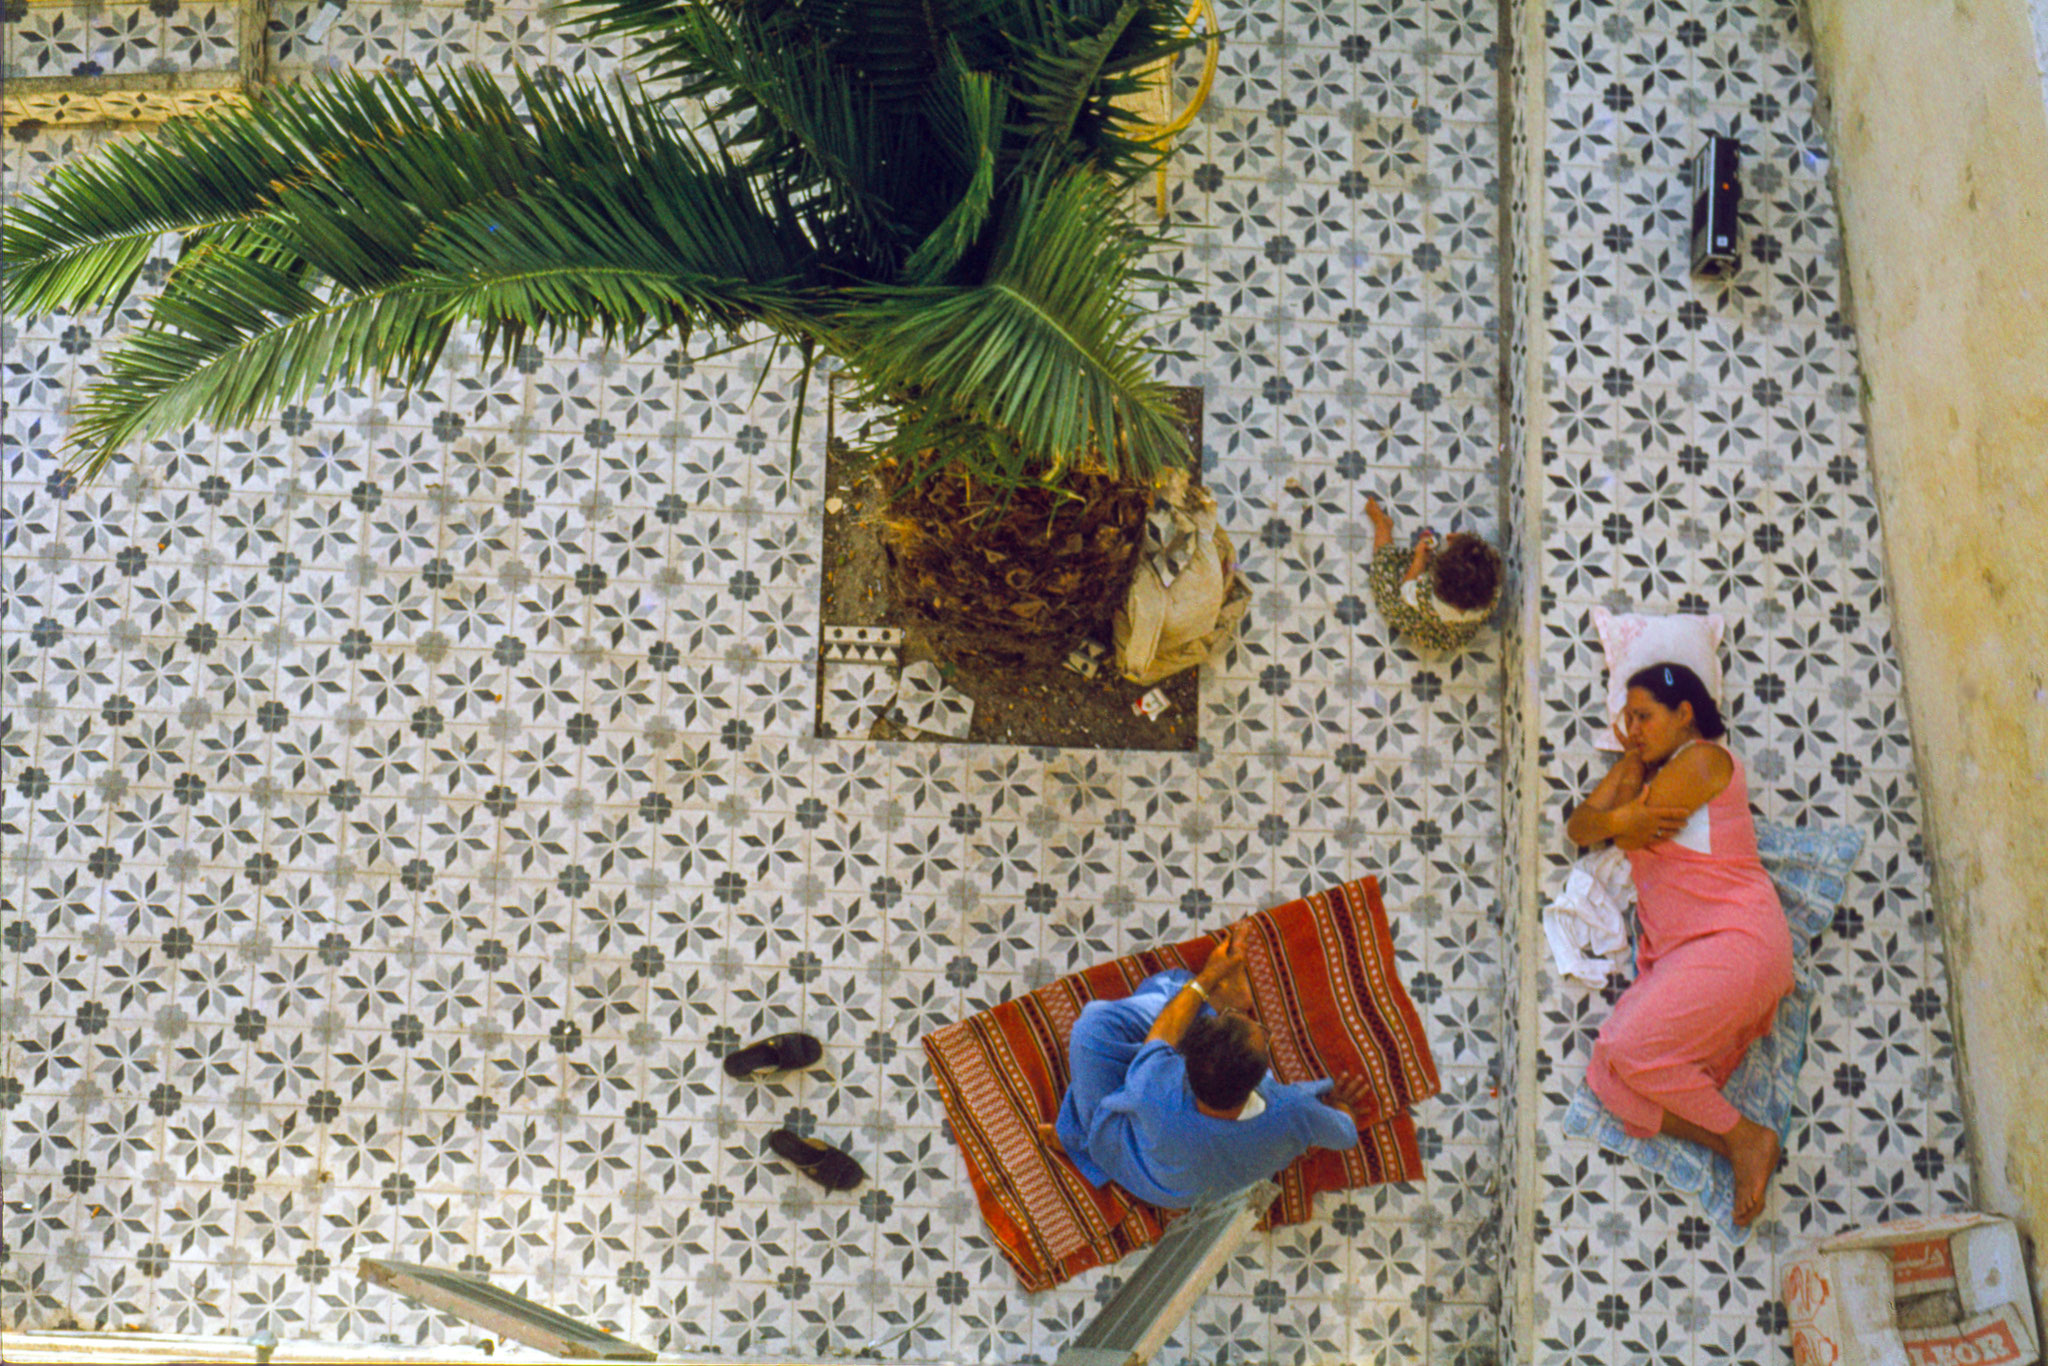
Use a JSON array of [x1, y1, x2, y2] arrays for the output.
[[1688, 135, 1741, 278]]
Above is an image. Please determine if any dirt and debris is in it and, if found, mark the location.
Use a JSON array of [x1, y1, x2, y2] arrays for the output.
[[815, 391, 1205, 752]]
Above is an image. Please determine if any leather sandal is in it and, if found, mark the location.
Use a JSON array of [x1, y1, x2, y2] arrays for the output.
[[721, 1032, 824, 1080], [765, 1128, 865, 1192]]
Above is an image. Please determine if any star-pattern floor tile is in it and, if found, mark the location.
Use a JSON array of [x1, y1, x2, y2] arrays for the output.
[[819, 662, 898, 741], [894, 661, 975, 741]]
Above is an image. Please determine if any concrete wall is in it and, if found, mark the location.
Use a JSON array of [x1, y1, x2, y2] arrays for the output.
[[1806, 0, 2048, 1323]]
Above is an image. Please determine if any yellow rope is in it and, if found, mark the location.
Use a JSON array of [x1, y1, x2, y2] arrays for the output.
[[1117, 0, 1222, 218]]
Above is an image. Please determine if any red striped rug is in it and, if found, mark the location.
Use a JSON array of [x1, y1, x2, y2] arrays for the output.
[[921, 877, 1438, 1293]]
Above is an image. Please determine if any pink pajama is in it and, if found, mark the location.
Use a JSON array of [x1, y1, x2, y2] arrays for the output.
[[1586, 751, 1795, 1140]]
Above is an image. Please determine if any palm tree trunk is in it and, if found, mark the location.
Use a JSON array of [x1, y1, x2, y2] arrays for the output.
[[874, 463, 1155, 668]]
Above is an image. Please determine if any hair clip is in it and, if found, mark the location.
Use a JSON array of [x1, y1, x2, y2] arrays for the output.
[[1663, 666, 1674, 687]]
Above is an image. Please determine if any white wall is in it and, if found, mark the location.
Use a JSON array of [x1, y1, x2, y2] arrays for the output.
[[1807, 0, 2048, 1323]]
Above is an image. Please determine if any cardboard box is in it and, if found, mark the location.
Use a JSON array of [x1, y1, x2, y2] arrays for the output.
[[1900, 1304, 2035, 1366], [1890, 1236, 1960, 1298], [1785, 1214, 2039, 1366]]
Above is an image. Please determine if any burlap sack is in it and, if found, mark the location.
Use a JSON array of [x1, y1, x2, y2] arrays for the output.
[[1113, 471, 1250, 686]]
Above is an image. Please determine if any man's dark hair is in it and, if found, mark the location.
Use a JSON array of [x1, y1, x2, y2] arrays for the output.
[[1179, 1012, 1268, 1111], [1431, 532, 1503, 612]]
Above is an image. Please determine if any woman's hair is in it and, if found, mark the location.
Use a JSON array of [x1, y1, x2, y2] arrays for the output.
[[1431, 533, 1503, 612], [1179, 1011, 1268, 1111], [1625, 661, 1727, 739]]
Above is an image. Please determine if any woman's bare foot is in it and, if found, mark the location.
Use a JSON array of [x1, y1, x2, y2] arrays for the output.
[[1659, 1110, 1781, 1226], [1725, 1118, 1780, 1226], [1035, 1123, 1064, 1155]]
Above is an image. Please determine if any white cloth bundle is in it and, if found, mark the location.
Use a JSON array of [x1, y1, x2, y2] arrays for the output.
[[1542, 847, 1634, 990]]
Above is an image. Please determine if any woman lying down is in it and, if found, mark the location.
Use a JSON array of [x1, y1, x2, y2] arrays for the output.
[[1566, 662, 1794, 1227]]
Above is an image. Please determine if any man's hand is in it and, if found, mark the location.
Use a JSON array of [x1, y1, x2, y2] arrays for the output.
[[1147, 923, 1253, 1048], [1197, 923, 1253, 1013], [1199, 922, 1248, 984], [1208, 972, 1254, 1014], [1324, 1073, 1372, 1123], [1608, 790, 1689, 850]]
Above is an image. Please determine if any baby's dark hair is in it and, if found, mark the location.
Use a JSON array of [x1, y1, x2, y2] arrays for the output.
[[1179, 1011, 1268, 1111], [1625, 661, 1727, 740], [1432, 532, 1503, 612]]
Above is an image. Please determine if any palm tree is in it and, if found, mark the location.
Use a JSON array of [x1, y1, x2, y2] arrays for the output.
[[3, 0, 1208, 663]]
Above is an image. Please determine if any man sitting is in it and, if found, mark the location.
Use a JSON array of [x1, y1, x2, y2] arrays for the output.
[[1037, 924, 1372, 1209]]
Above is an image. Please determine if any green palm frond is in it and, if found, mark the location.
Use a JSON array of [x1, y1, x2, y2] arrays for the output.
[[1002, 0, 1201, 181], [68, 264, 459, 474], [29, 65, 824, 473], [564, 4, 945, 271], [425, 183, 817, 354], [74, 216, 810, 478], [726, 42, 936, 266], [9, 0, 1210, 486], [837, 167, 1184, 482], [901, 62, 1006, 285], [2, 73, 424, 317], [253, 71, 559, 292], [1, 68, 534, 322], [563, 0, 1004, 107], [459, 72, 816, 288]]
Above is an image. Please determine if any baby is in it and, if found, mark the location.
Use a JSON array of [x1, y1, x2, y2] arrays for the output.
[[1364, 496, 1503, 653]]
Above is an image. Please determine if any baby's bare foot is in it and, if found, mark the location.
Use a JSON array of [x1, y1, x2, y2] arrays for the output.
[[1727, 1120, 1780, 1226]]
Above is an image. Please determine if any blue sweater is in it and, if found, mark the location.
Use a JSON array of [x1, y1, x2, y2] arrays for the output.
[[1056, 971, 1360, 1209]]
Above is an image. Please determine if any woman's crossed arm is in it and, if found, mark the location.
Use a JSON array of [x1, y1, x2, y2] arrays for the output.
[[1564, 726, 1723, 850]]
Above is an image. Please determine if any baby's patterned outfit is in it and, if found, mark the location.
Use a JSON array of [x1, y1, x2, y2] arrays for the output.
[[1368, 544, 1497, 652]]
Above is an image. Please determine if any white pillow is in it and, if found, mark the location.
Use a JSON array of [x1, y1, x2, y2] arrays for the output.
[[1591, 606, 1725, 751]]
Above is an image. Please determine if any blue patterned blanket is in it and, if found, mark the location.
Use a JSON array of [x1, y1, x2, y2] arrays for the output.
[[1561, 822, 1865, 1242]]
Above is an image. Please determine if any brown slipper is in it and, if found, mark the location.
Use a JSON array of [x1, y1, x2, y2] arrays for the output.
[[722, 1032, 823, 1080], [765, 1128, 864, 1193]]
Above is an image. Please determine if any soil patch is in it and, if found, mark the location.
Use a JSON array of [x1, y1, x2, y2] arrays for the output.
[[815, 387, 1204, 752]]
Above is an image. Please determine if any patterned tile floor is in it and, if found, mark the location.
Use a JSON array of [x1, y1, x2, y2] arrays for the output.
[[1513, 1, 1976, 1363], [0, 0, 1975, 1362], [2, 2, 1506, 1359]]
